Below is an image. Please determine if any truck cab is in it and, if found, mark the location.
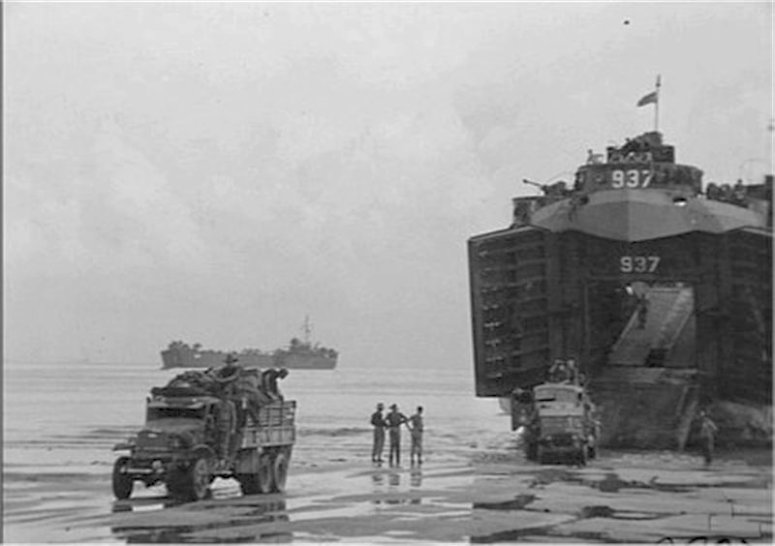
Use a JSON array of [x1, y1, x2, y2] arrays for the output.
[[530, 382, 597, 465], [513, 359, 599, 465]]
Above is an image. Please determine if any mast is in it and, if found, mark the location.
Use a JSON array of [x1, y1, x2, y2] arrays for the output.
[[654, 75, 661, 133], [302, 315, 312, 344]]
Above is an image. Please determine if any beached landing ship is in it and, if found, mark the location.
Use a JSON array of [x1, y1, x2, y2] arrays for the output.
[[468, 131, 772, 449]]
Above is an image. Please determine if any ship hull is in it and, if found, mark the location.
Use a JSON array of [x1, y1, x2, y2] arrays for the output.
[[470, 187, 771, 448], [161, 348, 337, 370]]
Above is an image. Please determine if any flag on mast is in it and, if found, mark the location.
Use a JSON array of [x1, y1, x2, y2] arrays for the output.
[[637, 91, 657, 107], [637, 75, 661, 107]]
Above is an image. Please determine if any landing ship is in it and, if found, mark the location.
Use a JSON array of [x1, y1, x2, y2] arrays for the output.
[[468, 131, 772, 449]]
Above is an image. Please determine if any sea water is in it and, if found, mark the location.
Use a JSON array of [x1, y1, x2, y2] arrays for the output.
[[3, 360, 511, 540], [4, 360, 508, 467]]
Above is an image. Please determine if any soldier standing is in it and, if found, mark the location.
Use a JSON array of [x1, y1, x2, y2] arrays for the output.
[[262, 368, 289, 400], [370, 403, 387, 463], [216, 398, 236, 467], [698, 410, 719, 466], [385, 404, 408, 467], [408, 406, 424, 466], [637, 295, 650, 329]]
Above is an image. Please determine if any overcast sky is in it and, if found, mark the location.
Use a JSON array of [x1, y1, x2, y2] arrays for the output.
[[4, 2, 772, 368]]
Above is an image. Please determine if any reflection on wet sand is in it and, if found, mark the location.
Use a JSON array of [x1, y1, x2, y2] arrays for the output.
[[110, 498, 291, 543], [410, 468, 422, 487], [370, 468, 423, 506]]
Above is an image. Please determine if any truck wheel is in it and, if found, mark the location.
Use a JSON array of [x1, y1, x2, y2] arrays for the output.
[[173, 457, 211, 502], [271, 451, 289, 493], [257, 453, 274, 493], [112, 456, 133, 500]]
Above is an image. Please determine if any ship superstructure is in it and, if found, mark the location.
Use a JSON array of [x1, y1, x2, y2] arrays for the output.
[[468, 131, 772, 448], [161, 319, 338, 370]]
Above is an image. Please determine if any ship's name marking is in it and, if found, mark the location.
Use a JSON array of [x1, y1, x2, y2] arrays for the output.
[[620, 255, 661, 273], [611, 169, 653, 189]]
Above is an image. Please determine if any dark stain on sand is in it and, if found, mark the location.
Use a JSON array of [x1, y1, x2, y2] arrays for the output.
[[473, 493, 536, 511]]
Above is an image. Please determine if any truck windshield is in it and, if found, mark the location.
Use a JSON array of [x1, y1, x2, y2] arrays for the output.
[[147, 406, 205, 421]]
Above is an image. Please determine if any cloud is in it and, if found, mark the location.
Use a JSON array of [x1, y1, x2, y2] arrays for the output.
[[4, 3, 771, 365]]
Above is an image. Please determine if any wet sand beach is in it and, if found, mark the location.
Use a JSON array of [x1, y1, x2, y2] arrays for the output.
[[5, 448, 771, 543], [3, 362, 772, 543]]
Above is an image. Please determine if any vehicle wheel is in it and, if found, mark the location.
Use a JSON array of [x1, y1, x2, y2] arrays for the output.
[[112, 456, 133, 500], [271, 450, 289, 493], [257, 453, 274, 494], [172, 457, 211, 502]]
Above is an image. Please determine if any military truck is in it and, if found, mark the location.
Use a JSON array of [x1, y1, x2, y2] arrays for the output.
[[511, 360, 598, 465], [112, 368, 295, 502]]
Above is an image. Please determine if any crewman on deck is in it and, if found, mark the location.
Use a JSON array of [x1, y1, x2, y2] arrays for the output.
[[370, 403, 387, 463], [408, 406, 424, 466], [637, 295, 650, 329], [385, 404, 409, 467]]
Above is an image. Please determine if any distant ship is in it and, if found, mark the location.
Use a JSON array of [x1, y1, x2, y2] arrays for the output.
[[161, 318, 338, 370]]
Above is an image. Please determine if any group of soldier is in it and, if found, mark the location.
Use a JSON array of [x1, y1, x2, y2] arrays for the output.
[[370, 403, 424, 467], [157, 353, 289, 468], [210, 354, 290, 464]]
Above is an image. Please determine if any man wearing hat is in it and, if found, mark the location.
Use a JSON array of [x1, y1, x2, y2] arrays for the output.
[[385, 404, 409, 466], [370, 403, 387, 463], [214, 353, 241, 384]]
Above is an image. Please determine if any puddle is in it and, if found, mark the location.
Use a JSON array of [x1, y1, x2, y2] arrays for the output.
[[580, 505, 615, 518], [110, 498, 291, 543], [473, 494, 536, 511]]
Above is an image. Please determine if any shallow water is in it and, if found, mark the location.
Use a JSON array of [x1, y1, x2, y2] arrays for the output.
[[4, 361, 771, 543], [3, 361, 506, 541]]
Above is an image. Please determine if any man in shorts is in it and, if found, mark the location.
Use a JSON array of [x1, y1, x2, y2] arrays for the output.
[[408, 406, 424, 466]]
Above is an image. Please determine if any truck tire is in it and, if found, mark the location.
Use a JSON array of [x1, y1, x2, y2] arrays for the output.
[[169, 457, 211, 502], [112, 456, 133, 500], [257, 453, 274, 494], [188, 457, 211, 501], [271, 450, 289, 493]]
